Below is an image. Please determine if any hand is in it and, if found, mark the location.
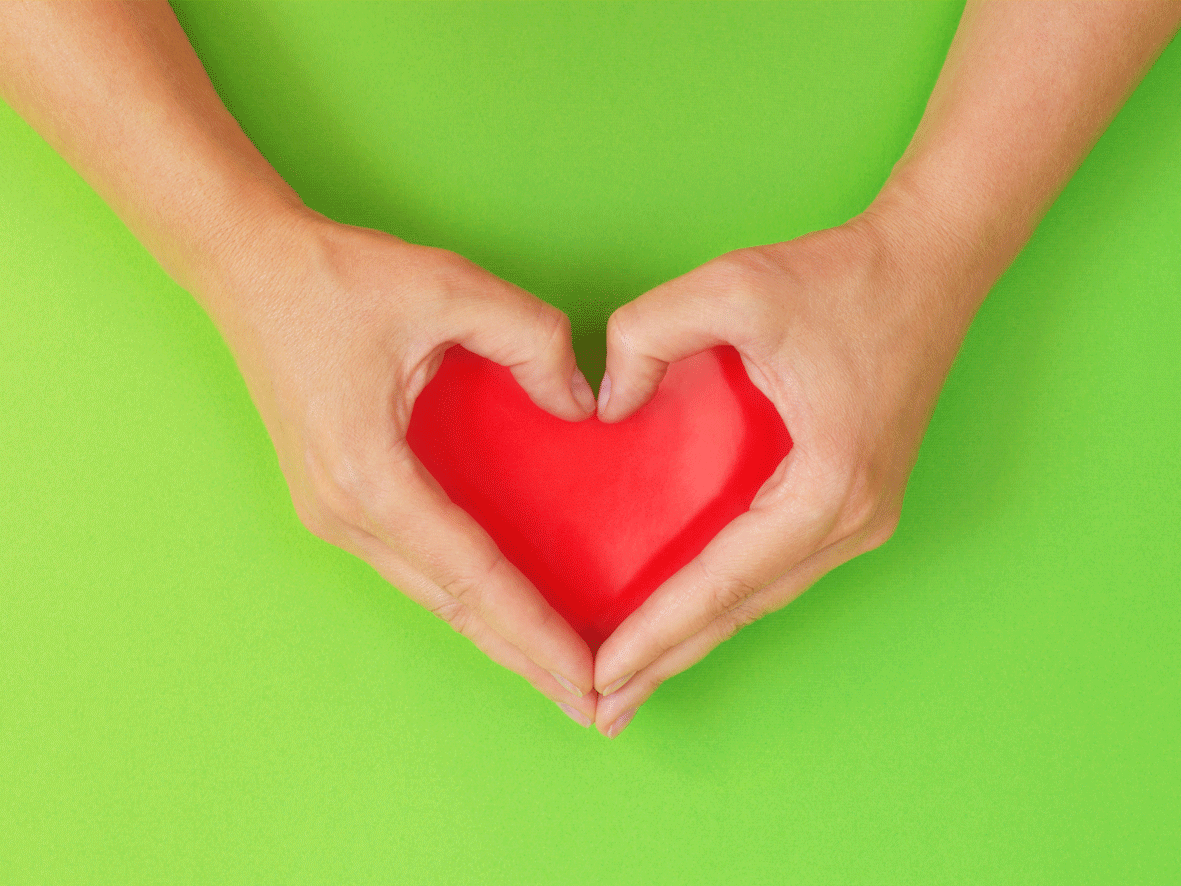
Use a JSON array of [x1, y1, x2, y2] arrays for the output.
[[206, 210, 601, 725], [591, 214, 977, 737]]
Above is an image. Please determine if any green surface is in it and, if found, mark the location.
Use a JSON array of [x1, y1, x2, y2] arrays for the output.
[[2, 2, 1179, 883]]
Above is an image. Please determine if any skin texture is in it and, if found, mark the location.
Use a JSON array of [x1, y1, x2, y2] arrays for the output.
[[0, 1, 600, 726], [2, 2, 1179, 737], [590, 1, 1181, 737]]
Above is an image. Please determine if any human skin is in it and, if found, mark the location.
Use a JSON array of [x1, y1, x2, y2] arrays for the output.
[[2, 2, 1179, 738], [590, 0, 1181, 737], [0, 1, 600, 727]]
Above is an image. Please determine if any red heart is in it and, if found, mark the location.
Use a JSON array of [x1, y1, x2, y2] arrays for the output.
[[406, 344, 792, 650]]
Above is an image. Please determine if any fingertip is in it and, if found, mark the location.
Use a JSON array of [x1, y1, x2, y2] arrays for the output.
[[600, 671, 634, 697], [510, 367, 594, 422], [593, 636, 635, 695], [571, 369, 597, 416], [551, 636, 597, 699], [549, 670, 586, 698], [596, 372, 611, 418], [594, 368, 650, 424], [606, 708, 636, 739], [597, 352, 672, 423], [593, 693, 640, 738]]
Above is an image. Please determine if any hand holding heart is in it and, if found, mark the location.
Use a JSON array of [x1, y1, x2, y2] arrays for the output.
[[219, 208, 964, 737], [211, 212, 601, 726], [6, 0, 1168, 740], [588, 216, 967, 735]]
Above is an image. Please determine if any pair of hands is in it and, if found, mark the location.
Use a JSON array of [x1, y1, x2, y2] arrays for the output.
[[212, 206, 961, 738], [5, 0, 1171, 737]]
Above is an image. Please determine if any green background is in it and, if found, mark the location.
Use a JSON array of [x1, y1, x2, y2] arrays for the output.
[[3, 2, 1179, 882]]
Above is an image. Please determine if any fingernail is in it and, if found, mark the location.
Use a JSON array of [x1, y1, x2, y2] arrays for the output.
[[600, 671, 634, 697], [558, 702, 593, 728], [550, 671, 584, 698], [597, 372, 612, 415], [571, 370, 596, 413], [607, 708, 636, 739]]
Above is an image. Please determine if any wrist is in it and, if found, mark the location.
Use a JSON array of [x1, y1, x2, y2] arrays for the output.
[[856, 166, 1007, 336], [181, 190, 328, 327], [862, 150, 1049, 311]]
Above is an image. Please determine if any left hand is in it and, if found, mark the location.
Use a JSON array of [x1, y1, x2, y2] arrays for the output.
[[590, 213, 979, 737]]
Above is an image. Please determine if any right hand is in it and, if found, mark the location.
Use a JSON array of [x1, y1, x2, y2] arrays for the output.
[[203, 209, 600, 726]]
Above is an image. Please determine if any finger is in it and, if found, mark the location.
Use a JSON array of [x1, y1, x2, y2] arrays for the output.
[[594, 453, 836, 696], [594, 537, 855, 736], [345, 528, 598, 725], [598, 263, 759, 423], [442, 262, 595, 421], [356, 439, 596, 697]]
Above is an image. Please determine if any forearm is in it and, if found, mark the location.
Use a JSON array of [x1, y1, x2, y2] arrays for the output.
[[866, 0, 1181, 323], [0, 1, 310, 312]]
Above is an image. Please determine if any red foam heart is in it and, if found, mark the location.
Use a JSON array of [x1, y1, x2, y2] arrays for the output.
[[406, 344, 792, 650]]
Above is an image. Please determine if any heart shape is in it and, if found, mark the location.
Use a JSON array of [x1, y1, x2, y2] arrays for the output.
[[406, 344, 792, 650]]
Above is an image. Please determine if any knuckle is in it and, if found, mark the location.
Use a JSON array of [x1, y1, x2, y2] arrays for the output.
[[532, 305, 572, 366], [524, 594, 561, 635], [605, 305, 639, 355], [293, 500, 333, 541], [732, 600, 763, 630], [718, 604, 760, 644], [428, 597, 474, 636], [420, 246, 473, 290], [827, 463, 900, 553], [714, 579, 754, 614], [864, 510, 900, 552], [714, 251, 768, 303], [542, 304, 572, 343], [706, 252, 781, 340], [305, 444, 414, 538], [823, 460, 880, 543], [837, 490, 878, 541], [696, 558, 760, 613], [305, 448, 368, 526], [441, 548, 507, 608]]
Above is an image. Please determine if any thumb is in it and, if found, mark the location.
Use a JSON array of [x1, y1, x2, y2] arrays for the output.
[[451, 272, 595, 422], [598, 274, 731, 423]]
